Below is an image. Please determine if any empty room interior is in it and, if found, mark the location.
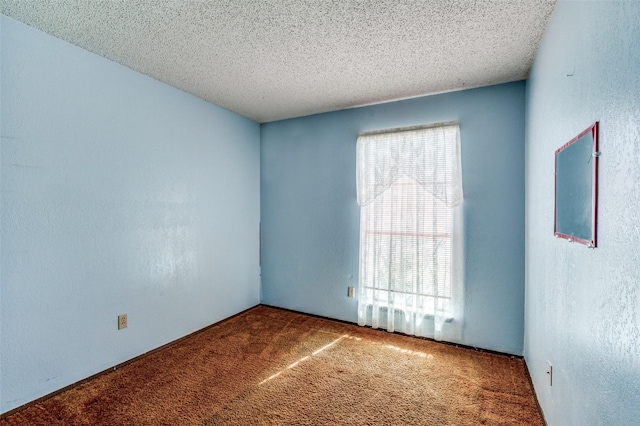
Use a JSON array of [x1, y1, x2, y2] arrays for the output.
[[1, 0, 639, 425]]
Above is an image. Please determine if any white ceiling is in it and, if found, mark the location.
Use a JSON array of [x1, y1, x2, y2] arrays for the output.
[[0, 1, 556, 123]]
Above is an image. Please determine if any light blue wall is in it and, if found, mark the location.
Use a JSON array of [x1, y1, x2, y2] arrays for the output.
[[524, 1, 640, 425], [0, 16, 260, 414], [0, 15, 3, 413], [261, 82, 526, 355]]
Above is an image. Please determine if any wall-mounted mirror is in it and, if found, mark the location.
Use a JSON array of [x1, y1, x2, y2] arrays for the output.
[[554, 122, 599, 248]]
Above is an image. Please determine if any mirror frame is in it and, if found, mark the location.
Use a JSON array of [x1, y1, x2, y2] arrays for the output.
[[554, 122, 599, 248]]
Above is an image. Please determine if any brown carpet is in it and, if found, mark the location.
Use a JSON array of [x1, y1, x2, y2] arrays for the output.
[[1, 306, 543, 425]]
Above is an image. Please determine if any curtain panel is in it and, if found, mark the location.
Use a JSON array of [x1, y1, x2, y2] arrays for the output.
[[356, 123, 464, 342]]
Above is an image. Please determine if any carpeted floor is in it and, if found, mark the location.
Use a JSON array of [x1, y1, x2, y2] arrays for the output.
[[1, 306, 543, 425]]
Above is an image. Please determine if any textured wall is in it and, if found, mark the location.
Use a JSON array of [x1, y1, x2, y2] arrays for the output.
[[0, 16, 260, 414], [524, 1, 640, 425], [261, 82, 526, 355], [0, 15, 3, 413]]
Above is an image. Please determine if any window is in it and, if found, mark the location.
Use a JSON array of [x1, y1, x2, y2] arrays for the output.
[[356, 123, 463, 341]]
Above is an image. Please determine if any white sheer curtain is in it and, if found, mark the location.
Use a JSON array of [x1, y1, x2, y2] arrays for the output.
[[356, 123, 464, 341]]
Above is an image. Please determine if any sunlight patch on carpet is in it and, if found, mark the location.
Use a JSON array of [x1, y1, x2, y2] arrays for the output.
[[383, 344, 433, 359], [259, 334, 348, 385]]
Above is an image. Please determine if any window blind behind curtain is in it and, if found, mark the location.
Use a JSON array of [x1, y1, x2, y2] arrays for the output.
[[356, 123, 464, 341]]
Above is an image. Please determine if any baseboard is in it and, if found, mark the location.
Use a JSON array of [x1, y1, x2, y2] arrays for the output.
[[0, 304, 260, 419], [523, 358, 548, 426], [3, 303, 539, 420]]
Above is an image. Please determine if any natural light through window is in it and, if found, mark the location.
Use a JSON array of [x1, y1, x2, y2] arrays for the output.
[[356, 123, 464, 341], [259, 335, 347, 385], [360, 175, 453, 316]]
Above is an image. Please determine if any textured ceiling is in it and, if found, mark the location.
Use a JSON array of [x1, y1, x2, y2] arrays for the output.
[[0, 1, 556, 123]]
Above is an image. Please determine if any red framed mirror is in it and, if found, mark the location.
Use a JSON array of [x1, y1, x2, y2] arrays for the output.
[[554, 122, 599, 248]]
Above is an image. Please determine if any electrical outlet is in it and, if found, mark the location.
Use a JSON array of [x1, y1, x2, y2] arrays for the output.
[[118, 313, 128, 330], [547, 361, 553, 386], [347, 286, 355, 298]]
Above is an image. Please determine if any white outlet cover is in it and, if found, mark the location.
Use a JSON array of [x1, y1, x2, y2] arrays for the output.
[[118, 313, 128, 330]]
